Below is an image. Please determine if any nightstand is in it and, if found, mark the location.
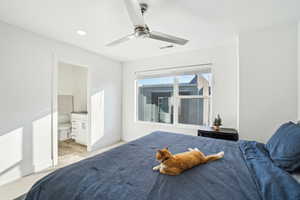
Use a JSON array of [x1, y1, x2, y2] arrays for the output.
[[197, 127, 239, 141]]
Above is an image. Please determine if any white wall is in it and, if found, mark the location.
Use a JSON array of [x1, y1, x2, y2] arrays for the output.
[[0, 21, 122, 185], [122, 22, 299, 144], [58, 63, 88, 112], [239, 23, 298, 143], [298, 22, 300, 119], [72, 65, 88, 112], [122, 41, 239, 141], [58, 63, 73, 95]]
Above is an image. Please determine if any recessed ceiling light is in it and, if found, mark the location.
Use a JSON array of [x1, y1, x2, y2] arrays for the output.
[[77, 30, 87, 36]]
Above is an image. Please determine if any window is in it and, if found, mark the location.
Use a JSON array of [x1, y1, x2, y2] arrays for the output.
[[137, 76, 174, 124], [136, 69, 212, 126]]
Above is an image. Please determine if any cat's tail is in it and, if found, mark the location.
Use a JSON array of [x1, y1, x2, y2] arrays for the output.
[[204, 151, 224, 163]]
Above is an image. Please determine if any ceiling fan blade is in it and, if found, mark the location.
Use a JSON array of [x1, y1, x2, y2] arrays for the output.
[[149, 31, 189, 45], [106, 33, 135, 47], [124, 0, 145, 27]]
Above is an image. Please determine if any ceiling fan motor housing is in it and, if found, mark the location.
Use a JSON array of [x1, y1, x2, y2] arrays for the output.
[[134, 26, 150, 38]]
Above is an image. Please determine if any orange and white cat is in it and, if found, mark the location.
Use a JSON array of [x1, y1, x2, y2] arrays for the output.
[[153, 147, 224, 175]]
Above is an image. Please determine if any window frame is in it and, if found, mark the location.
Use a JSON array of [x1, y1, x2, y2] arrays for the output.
[[134, 69, 213, 129]]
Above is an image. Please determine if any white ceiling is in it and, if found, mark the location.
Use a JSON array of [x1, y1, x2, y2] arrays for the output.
[[0, 0, 299, 61]]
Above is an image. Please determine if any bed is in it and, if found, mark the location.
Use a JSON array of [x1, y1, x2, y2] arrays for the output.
[[25, 131, 300, 200]]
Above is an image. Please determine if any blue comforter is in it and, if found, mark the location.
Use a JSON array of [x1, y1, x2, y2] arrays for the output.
[[25, 131, 300, 200]]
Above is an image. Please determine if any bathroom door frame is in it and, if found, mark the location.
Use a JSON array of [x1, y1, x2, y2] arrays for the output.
[[51, 54, 91, 167]]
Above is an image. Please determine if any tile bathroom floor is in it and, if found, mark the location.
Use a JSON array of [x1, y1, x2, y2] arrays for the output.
[[58, 139, 88, 166]]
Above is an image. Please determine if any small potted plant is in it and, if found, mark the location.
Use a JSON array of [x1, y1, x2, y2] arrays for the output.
[[213, 114, 222, 131]]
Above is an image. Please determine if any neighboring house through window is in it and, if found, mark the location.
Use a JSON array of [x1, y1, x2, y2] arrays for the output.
[[136, 67, 212, 127]]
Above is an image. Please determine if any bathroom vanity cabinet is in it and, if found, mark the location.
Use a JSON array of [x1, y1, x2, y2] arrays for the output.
[[71, 112, 88, 146]]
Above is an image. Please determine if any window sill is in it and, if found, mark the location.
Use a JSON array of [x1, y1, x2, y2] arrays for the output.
[[134, 120, 207, 130]]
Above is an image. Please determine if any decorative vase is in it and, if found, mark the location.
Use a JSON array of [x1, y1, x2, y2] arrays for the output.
[[213, 114, 222, 131], [213, 125, 220, 131]]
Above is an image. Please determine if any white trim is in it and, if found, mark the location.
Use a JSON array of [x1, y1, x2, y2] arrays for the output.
[[135, 120, 174, 127], [134, 80, 139, 122], [173, 77, 179, 126], [51, 56, 91, 168], [177, 95, 210, 99], [209, 68, 215, 126], [134, 120, 202, 130], [176, 123, 204, 130], [34, 159, 53, 172], [0, 158, 53, 186], [135, 63, 212, 79], [51, 53, 58, 167]]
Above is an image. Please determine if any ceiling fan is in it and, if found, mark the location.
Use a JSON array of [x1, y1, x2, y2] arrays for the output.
[[106, 0, 189, 47]]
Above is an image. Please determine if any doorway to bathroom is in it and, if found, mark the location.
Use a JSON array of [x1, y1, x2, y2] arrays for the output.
[[56, 62, 89, 165]]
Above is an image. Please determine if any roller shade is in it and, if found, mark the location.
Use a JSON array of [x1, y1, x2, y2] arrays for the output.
[[135, 63, 212, 79]]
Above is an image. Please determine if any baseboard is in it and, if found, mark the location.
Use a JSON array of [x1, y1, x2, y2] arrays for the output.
[[122, 135, 138, 142], [0, 160, 53, 186], [0, 162, 35, 186], [90, 138, 122, 152], [33, 160, 53, 172], [0, 173, 21, 186]]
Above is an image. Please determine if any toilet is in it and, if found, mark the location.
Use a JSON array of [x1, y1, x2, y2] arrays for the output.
[[58, 114, 72, 141]]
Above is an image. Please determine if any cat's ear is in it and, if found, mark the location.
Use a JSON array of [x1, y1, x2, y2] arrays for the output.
[[165, 147, 169, 150], [157, 149, 162, 153]]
